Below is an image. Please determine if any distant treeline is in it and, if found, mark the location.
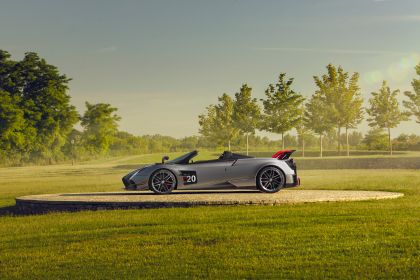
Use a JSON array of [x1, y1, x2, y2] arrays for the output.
[[0, 50, 419, 165], [198, 64, 420, 156], [107, 131, 420, 157], [67, 130, 420, 163]]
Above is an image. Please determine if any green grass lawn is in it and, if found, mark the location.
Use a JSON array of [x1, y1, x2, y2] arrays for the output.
[[0, 156, 419, 279]]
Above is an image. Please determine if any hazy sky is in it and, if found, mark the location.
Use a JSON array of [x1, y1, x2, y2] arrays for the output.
[[1, 0, 419, 138]]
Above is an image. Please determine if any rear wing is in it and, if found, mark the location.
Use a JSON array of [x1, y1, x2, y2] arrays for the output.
[[272, 150, 296, 160]]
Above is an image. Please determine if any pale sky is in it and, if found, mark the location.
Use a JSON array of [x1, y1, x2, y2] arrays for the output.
[[1, 0, 419, 138]]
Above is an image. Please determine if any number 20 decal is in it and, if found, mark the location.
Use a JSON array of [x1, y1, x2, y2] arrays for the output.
[[181, 171, 198, 185], [186, 175, 197, 183]]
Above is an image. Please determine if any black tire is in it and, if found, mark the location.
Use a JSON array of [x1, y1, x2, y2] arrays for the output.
[[148, 169, 177, 194], [256, 166, 285, 193]]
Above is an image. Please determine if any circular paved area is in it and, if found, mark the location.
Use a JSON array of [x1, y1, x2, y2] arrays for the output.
[[16, 189, 403, 213]]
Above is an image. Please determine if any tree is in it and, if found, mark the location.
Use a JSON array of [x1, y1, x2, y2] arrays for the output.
[[0, 50, 16, 94], [342, 75, 363, 156], [367, 81, 409, 155], [296, 105, 311, 157], [215, 94, 239, 150], [404, 63, 420, 123], [304, 94, 332, 157], [199, 94, 239, 150], [260, 73, 304, 149], [313, 64, 362, 155], [233, 84, 261, 155], [198, 104, 218, 145], [0, 91, 26, 162], [81, 102, 121, 155], [0, 50, 78, 163]]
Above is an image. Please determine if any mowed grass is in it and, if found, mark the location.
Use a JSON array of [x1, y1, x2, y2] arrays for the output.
[[0, 156, 419, 279]]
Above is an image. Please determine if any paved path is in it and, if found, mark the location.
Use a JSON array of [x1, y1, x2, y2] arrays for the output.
[[15, 190, 403, 213]]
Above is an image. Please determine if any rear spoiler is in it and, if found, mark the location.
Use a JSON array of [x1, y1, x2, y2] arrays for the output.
[[272, 150, 296, 160]]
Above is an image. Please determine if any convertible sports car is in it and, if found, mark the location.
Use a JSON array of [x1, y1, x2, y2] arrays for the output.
[[122, 150, 300, 194]]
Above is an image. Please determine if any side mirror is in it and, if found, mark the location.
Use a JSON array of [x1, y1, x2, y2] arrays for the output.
[[162, 156, 169, 163]]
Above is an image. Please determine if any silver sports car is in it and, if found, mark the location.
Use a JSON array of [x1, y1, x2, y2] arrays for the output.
[[122, 150, 300, 194]]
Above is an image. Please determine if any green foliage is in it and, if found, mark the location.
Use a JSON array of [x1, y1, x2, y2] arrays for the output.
[[81, 102, 121, 155], [305, 90, 333, 136], [313, 64, 362, 154], [296, 105, 312, 151], [283, 134, 297, 147], [362, 128, 388, 151], [199, 105, 217, 144], [0, 91, 26, 155], [392, 134, 420, 151], [109, 133, 201, 155], [233, 84, 261, 134], [0, 50, 79, 163], [260, 73, 304, 148], [109, 131, 149, 155], [298, 133, 317, 149], [313, 64, 359, 128], [403, 63, 420, 123], [304, 94, 332, 156], [340, 131, 363, 148], [232, 84, 261, 153], [199, 94, 239, 150], [367, 81, 409, 154], [0, 50, 17, 94], [215, 94, 239, 150], [367, 81, 409, 129], [178, 136, 200, 151], [61, 129, 87, 161], [143, 135, 181, 153]]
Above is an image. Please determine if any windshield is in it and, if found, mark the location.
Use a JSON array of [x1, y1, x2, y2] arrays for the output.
[[166, 150, 198, 164]]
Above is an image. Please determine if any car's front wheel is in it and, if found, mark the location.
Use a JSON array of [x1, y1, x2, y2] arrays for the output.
[[256, 166, 285, 193], [149, 169, 177, 194]]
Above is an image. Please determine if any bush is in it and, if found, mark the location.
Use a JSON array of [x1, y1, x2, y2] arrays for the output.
[[362, 128, 388, 150], [393, 134, 420, 151]]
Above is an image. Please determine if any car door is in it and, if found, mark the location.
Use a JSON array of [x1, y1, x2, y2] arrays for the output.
[[226, 158, 261, 186], [186, 160, 233, 187]]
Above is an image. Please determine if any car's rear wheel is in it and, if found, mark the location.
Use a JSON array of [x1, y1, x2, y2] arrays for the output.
[[149, 169, 177, 194], [256, 166, 285, 193]]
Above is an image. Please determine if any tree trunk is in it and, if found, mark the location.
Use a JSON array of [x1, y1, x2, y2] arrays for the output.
[[388, 127, 392, 155], [346, 127, 349, 157], [71, 144, 74, 166], [302, 137, 305, 158], [228, 140, 231, 151], [337, 126, 341, 155], [319, 134, 323, 158], [246, 133, 249, 155], [281, 133, 285, 149]]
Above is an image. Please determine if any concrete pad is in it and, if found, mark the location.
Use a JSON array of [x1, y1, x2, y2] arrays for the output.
[[15, 189, 404, 213]]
